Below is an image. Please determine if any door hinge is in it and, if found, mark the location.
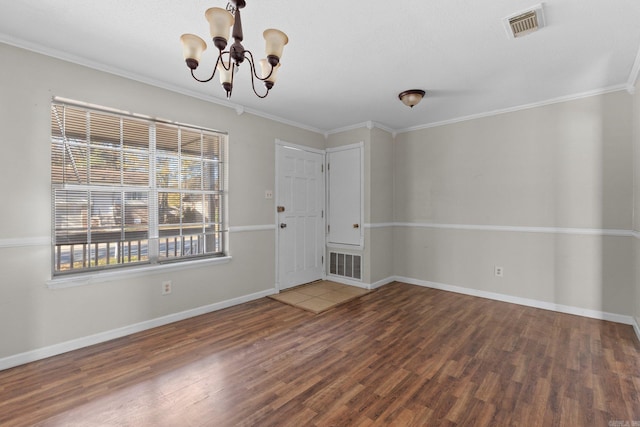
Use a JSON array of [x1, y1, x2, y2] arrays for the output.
[[328, 224, 330, 233], [321, 164, 324, 173], [321, 255, 324, 265], [327, 163, 330, 171], [321, 210, 324, 218]]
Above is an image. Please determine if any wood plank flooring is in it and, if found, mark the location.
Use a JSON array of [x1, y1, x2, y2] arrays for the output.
[[0, 282, 639, 426]]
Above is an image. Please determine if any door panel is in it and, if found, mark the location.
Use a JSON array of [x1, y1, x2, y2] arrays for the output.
[[328, 145, 362, 246], [276, 144, 324, 290]]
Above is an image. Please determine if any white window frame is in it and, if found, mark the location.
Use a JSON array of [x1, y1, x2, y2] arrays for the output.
[[50, 98, 228, 280]]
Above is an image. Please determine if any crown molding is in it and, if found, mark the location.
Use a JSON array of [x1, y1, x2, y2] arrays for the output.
[[626, 41, 640, 94], [0, 34, 324, 136], [2, 34, 635, 138], [396, 84, 629, 134], [325, 121, 395, 137], [325, 84, 631, 137]]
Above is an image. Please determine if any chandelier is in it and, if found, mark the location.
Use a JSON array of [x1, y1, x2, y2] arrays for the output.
[[180, 0, 289, 99]]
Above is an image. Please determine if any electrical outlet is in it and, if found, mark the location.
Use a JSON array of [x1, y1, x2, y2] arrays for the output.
[[265, 190, 273, 199], [494, 266, 504, 277], [162, 280, 172, 295]]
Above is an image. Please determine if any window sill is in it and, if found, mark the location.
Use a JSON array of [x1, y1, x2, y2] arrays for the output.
[[46, 256, 232, 290]]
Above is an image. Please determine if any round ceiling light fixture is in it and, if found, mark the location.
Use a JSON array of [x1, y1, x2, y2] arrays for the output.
[[398, 89, 426, 108]]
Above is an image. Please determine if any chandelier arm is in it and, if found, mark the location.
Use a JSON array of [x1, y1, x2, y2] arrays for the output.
[[244, 49, 273, 81], [245, 54, 270, 98], [190, 50, 232, 83], [190, 67, 216, 83]]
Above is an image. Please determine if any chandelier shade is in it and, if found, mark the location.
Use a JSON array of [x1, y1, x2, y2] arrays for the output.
[[217, 60, 233, 82], [260, 59, 280, 87], [263, 29, 289, 63], [180, 34, 207, 69], [205, 8, 234, 49], [180, 1, 289, 99]]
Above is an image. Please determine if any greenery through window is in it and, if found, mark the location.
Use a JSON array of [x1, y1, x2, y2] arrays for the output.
[[51, 100, 226, 275]]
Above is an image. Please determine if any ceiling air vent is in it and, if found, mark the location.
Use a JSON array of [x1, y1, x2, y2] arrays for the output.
[[503, 4, 545, 39]]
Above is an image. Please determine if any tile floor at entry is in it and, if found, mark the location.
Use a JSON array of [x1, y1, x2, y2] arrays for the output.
[[269, 280, 369, 313]]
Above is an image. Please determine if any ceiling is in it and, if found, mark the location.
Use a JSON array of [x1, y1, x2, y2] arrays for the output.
[[1, 0, 640, 134]]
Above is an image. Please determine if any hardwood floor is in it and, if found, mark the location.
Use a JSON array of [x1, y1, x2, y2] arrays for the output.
[[1, 282, 639, 426]]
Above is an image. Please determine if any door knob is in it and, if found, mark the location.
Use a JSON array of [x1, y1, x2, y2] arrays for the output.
[[353, 224, 360, 229], [280, 223, 287, 228]]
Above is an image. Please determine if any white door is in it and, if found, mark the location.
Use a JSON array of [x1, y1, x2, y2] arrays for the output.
[[276, 143, 325, 290], [327, 144, 363, 247]]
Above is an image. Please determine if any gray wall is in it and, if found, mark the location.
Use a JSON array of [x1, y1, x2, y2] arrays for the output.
[[1, 41, 638, 365], [393, 91, 635, 317], [0, 43, 325, 361], [633, 79, 640, 328]]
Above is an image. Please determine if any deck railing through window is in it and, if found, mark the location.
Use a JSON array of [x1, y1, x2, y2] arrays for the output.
[[51, 99, 227, 276]]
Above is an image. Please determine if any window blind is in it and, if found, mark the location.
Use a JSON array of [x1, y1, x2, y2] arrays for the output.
[[51, 101, 226, 275]]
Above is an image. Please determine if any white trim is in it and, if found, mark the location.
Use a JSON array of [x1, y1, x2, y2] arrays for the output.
[[47, 256, 232, 289], [4, 224, 629, 249], [3, 33, 634, 138], [325, 141, 364, 153], [275, 139, 325, 155], [392, 222, 633, 237], [0, 236, 49, 248], [395, 276, 634, 325], [626, 41, 640, 94], [326, 242, 365, 250], [229, 224, 276, 233], [0, 287, 276, 371], [364, 223, 395, 229], [326, 275, 394, 291], [4, 33, 634, 139], [0, 34, 324, 136], [325, 121, 394, 137], [369, 276, 396, 290], [633, 317, 640, 344], [396, 85, 628, 134], [632, 230, 640, 239]]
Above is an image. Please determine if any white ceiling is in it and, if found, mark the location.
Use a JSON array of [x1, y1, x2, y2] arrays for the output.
[[1, 0, 640, 134]]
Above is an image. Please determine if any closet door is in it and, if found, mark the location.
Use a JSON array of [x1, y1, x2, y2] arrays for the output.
[[327, 143, 363, 247]]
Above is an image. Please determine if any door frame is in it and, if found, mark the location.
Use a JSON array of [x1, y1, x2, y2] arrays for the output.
[[274, 139, 326, 291]]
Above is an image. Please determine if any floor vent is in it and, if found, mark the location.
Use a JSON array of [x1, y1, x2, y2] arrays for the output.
[[329, 252, 362, 280], [504, 4, 545, 39]]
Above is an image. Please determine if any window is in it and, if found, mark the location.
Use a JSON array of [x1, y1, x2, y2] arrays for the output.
[[51, 100, 226, 275]]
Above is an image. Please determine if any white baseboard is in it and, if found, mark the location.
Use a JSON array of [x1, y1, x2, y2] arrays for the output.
[[3, 277, 637, 371], [0, 288, 277, 372], [394, 276, 635, 326], [326, 275, 395, 290], [369, 276, 396, 290], [325, 275, 367, 289]]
